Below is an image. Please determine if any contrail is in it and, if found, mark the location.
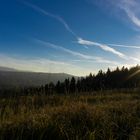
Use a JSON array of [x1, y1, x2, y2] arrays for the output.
[[22, 0, 78, 38], [108, 43, 140, 49], [119, 0, 140, 28], [22, 0, 140, 62], [36, 39, 120, 65], [37, 39, 101, 60], [77, 38, 126, 59]]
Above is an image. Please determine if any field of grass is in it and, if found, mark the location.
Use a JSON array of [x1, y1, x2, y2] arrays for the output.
[[0, 93, 140, 140]]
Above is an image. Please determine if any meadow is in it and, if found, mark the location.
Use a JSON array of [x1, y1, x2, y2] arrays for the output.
[[0, 92, 140, 140]]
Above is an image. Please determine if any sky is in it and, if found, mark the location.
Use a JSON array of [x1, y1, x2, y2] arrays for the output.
[[1, 0, 140, 76]]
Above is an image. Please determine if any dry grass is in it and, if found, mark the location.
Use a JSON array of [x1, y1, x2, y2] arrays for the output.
[[0, 93, 140, 140]]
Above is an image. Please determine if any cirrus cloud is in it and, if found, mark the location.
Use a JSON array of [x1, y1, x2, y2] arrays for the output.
[[77, 38, 126, 59]]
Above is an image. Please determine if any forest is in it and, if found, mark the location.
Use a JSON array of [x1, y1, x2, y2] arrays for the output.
[[2, 65, 140, 97]]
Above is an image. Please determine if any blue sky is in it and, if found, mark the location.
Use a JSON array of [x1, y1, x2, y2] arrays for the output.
[[1, 0, 140, 76]]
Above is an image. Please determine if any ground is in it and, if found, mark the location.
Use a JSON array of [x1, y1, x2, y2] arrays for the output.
[[0, 92, 140, 140]]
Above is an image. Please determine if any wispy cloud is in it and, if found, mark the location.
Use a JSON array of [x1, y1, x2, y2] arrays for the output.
[[108, 43, 140, 49], [37, 39, 98, 60], [129, 56, 140, 63], [77, 38, 140, 63], [22, 0, 128, 60], [88, 0, 140, 29], [118, 0, 140, 28], [124, 9, 140, 28], [36, 39, 120, 65], [77, 38, 126, 58], [22, 0, 140, 65], [71, 59, 119, 65], [22, 0, 78, 38], [0, 54, 92, 76]]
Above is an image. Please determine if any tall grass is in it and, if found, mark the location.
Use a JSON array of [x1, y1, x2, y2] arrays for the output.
[[0, 93, 140, 140]]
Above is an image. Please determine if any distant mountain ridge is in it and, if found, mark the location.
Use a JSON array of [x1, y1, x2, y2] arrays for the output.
[[0, 66, 17, 72], [0, 67, 74, 88]]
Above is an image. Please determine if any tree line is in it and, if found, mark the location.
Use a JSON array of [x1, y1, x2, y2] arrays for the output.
[[24, 65, 140, 95], [1, 65, 140, 97]]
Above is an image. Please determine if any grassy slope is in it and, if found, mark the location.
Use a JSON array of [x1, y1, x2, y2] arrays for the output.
[[0, 93, 140, 140]]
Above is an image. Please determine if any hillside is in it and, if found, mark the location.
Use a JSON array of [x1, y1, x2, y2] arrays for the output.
[[0, 67, 73, 88], [0, 66, 17, 72]]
